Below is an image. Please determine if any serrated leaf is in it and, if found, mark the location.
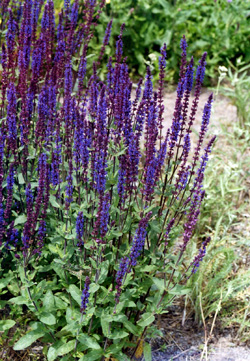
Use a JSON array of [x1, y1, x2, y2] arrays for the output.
[[0, 320, 15, 332], [68, 284, 81, 305], [78, 334, 101, 349], [39, 312, 56, 325], [143, 342, 152, 361], [14, 214, 27, 226], [13, 329, 45, 350], [137, 313, 155, 328]]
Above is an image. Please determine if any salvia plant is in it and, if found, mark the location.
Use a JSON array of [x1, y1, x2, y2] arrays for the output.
[[0, 0, 216, 360]]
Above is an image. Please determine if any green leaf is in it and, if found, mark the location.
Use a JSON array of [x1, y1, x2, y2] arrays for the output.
[[0, 320, 16, 332], [79, 349, 103, 361], [57, 340, 75, 356], [9, 296, 28, 305], [50, 195, 61, 208], [68, 284, 81, 306], [43, 290, 55, 312], [123, 319, 140, 336], [47, 340, 64, 361], [78, 334, 101, 350], [89, 284, 100, 294], [137, 313, 155, 328], [101, 314, 111, 337], [14, 214, 27, 226], [143, 342, 152, 361], [109, 329, 129, 340], [168, 285, 191, 296], [152, 277, 165, 293], [18, 172, 25, 185], [38, 312, 56, 325], [13, 329, 45, 350], [98, 260, 109, 284], [54, 296, 67, 309], [0, 276, 13, 290]]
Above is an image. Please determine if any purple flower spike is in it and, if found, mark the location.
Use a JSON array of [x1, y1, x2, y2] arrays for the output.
[[7, 83, 17, 154], [80, 276, 91, 314], [129, 212, 152, 268], [65, 159, 73, 209], [4, 163, 15, 220], [0, 206, 5, 245], [191, 237, 211, 274], [76, 211, 84, 247], [6, 8, 17, 68], [35, 219, 46, 255], [92, 193, 110, 242], [187, 52, 207, 134], [115, 257, 129, 304], [158, 43, 167, 141], [116, 23, 125, 63], [5, 221, 18, 250], [98, 19, 113, 64], [192, 93, 213, 171]]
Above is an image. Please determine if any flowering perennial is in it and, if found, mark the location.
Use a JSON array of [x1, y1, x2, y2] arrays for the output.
[[0, 1, 216, 356]]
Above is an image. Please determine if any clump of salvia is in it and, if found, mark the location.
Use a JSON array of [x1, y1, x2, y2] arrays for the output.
[[0, 0, 215, 359]]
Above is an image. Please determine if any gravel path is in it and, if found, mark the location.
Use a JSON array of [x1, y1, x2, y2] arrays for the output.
[[160, 87, 237, 133]]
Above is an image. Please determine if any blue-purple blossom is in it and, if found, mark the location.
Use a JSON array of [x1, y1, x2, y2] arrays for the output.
[[7, 83, 17, 153], [6, 9, 16, 56], [115, 23, 125, 63], [92, 193, 110, 242], [129, 212, 152, 268], [4, 163, 15, 220], [5, 222, 18, 250], [0, 206, 4, 245], [115, 256, 129, 304], [34, 219, 46, 255], [191, 237, 211, 274], [76, 211, 84, 247], [65, 160, 73, 209], [80, 276, 91, 313]]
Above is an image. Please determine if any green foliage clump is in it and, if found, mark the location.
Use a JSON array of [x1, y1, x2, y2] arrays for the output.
[[91, 0, 250, 83]]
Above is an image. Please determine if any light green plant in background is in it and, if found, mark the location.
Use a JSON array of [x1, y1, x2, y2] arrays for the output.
[[219, 58, 250, 129]]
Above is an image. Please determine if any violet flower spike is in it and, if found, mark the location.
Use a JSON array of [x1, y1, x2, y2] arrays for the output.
[[128, 212, 152, 268], [191, 237, 211, 274], [115, 23, 125, 63], [4, 163, 15, 220], [5, 221, 18, 250], [80, 276, 91, 314], [65, 159, 73, 209], [7, 83, 17, 154], [115, 257, 129, 304], [76, 211, 84, 247]]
